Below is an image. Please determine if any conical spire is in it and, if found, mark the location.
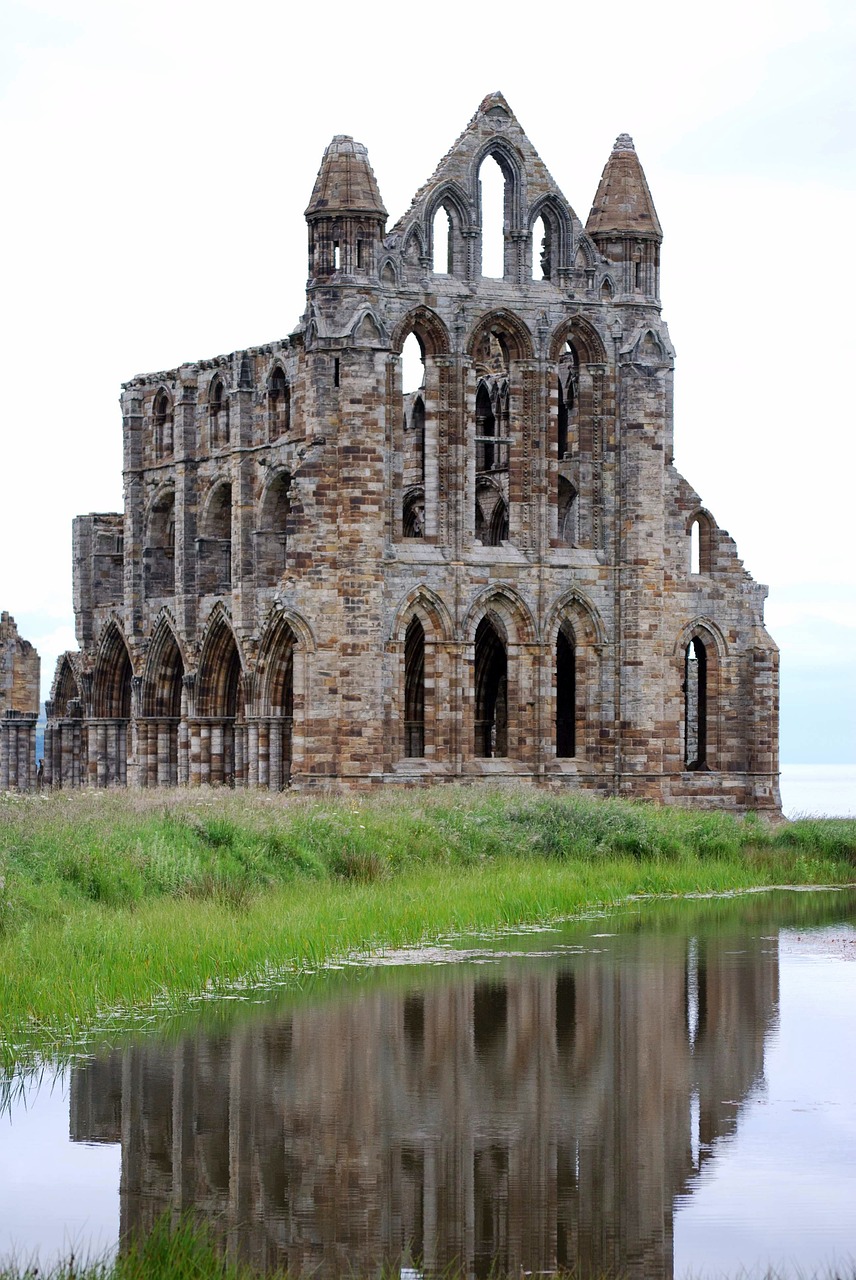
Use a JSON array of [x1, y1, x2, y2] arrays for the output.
[[586, 134, 662, 240], [305, 135, 387, 220]]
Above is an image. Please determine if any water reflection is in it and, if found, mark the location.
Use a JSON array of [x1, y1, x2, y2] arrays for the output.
[[64, 895, 811, 1279]]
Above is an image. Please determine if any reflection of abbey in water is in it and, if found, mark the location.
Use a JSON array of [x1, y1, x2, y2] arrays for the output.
[[72, 932, 778, 1278], [42, 92, 779, 806]]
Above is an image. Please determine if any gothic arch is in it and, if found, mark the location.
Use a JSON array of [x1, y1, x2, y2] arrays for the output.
[[92, 620, 133, 719], [549, 316, 608, 365], [467, 309, 534, 363], [472, 137, 526, 214], [51, 654, 82, 717], [196, 610, 244, 719], [546, 591, 607, 764], [573, 233, 598, 270], [390, 585, 454, 644], [527, 193, 573, 278], [676, 620, 724, 772], [141, 617, 185, 718], [674, 617, 728, 662], [463, 584, 537, 646], [687, 509, 716, 575], [379, 259, 397, 288], [350, 306, 387, 345], [390, 306, 451, 358], [544, 588, 608, 648]]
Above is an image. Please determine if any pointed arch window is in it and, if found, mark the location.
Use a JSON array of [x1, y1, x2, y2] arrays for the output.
[[479, 155, 507, 279], [533, 214, 550, 280], [432, 206, 451, 274], [556, 626, 576, 757], [152, 390, 173, 459], [684, 637, 708, 769], [474, 616, 507, 757], [209, 377, 229, 449], [404, 616, 425, 757], [268, 366, 291, 440], [256, 471, 291, 583], [144, 490, 176, 598], [689, 513, 712, 575], [197, 482, 232, 594]]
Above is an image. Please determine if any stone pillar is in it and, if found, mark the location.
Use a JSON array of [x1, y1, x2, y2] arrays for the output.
[[200, 722, 211, 785], [211, 722, 223, 786], [189, 721, 201, 787], [269, 719, 282, 792], [247, 721, 259, 787], [258, 719, 269, 789]]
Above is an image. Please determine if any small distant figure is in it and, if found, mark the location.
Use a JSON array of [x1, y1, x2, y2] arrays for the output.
[[36, 758, 44, 788]]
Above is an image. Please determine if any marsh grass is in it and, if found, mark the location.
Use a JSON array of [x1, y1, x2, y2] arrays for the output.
[[1, 787, 854, 1073], [0, 1213, 852, 1280]]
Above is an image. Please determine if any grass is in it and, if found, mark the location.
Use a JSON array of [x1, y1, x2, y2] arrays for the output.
[[0, 1214, 852, 1280], [1, 785, 854, 1074]]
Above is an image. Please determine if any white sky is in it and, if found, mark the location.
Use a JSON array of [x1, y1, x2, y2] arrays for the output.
[[1, 0, 853, 763]]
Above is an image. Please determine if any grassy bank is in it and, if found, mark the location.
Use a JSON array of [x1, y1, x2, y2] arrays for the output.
[[1, 786, 854, 1071]]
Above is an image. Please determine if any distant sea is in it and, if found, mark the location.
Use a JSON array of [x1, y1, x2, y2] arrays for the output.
[[780, 764, 856, 818]]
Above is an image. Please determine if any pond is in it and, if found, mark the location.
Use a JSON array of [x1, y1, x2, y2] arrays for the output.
[[2, 889, 855, 1279]]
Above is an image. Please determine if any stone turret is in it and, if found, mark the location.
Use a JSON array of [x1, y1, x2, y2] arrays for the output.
[[306, 135, 387, 281], [586, 134, 662, 299]]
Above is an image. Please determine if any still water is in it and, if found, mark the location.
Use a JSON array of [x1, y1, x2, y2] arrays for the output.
[[2, 890, 855, 1279]]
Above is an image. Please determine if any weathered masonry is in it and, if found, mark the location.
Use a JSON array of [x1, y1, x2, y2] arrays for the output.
[[48, 93, 780, 807], [1, 611, 40, 791]]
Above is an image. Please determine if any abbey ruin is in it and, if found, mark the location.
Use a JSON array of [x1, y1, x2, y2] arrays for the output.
[[44, 93, 780, 807]]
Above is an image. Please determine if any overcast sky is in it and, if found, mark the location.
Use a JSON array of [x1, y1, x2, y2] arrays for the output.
[[1, 0, 853, 763]]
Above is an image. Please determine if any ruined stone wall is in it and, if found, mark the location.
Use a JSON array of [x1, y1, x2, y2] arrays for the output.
[[45, 94, 780, 808], [0, 611, 40, 789]]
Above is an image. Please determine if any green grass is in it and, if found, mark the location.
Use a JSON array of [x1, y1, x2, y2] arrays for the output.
[[1, 786, 854, 1073], [0, 1213, 852, 1280]]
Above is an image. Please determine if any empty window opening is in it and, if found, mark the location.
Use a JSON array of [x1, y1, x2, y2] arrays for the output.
[[689, 514, 712, 574], [144, 491, 176, 598], [635, 259, 642, 290], [556, 626, 576, 757], [479, 154, 506, 278], [256, 472, 291, 584], [404, 615, 425, 757], [475, 381, 496, 471], [356, 239, 363, 269], [432, 206, 451, 274], [401, 331, 424, 395], [197, 483, 232, 593], [333, 357, 340, 387], [209, 376, 229, 449], [403, 489, 425, 539], [474, 616, 507, 757], [153, 390, 173, 458], [684, 637, 708, 770], [533, 214, 551, 280], [557, 378, 568, 459], [333, 240, 341, 270], [557, 477, 577, 546], [268, 366, 291, 439]]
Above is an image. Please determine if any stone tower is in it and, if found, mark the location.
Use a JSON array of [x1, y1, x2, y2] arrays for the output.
[[0, 611, 40, 790], [45, 93, 780, 807]]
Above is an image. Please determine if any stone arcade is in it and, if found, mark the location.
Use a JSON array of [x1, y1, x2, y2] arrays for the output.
[[46, 93, 780, 807]]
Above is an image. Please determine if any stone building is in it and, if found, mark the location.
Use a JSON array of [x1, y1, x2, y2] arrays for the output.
[[0, 611, 40, 790], [47, 93, 779, 806]]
